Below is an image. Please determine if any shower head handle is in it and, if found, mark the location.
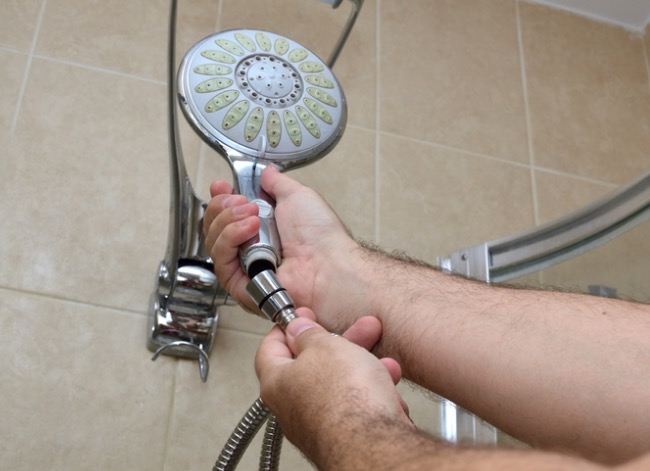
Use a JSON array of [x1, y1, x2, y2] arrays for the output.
[[177, 28, 349, 277], [232, 160, 282, 276]]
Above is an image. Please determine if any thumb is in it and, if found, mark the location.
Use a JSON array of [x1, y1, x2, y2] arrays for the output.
[[285, 314, 328, 356], [261, 165, 307, 202]]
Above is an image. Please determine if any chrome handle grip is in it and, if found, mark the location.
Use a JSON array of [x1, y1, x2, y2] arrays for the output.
[[240, 198, 281, 275], [232, 161, 282, 276]]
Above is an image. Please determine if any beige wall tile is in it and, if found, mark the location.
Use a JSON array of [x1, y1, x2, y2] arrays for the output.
[[175, 0, 221, 69], [535, 170, 614, 223], [217, 303, 274, 335], [0, 59, 169, 310], [380, 0, 528, 163], [0, 50, 26, 132], [521, 3, 650, 184], [36, 0, 218, 81], [379, 135, 535, 264], [36, 0, 167, 79], [645, 24, 650, 75], [0, 289, 173, 471], [194, 142, 233, 200], [218, 0, 377, 128], [0, 0, 42, 51], [0, 49, 27, 157], [292, 126, 376, 241]]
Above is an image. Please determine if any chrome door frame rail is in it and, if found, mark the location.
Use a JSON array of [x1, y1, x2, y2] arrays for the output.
[[439, 168, 650, 283]]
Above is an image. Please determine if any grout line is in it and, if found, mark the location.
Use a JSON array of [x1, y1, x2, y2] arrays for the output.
[[515, 0, 541, 226], [9, 0, 47, 136], [374, 0, 382, 244], [643, 31, 650, 91], [380, 130, 531, 169], [162, 359, 179, 471], [346, 122, 375, 133], [32, 53, 166, 85], [195, 142, 208, 194], [532, 166, 619, 188], [215, 0, 223, 31], [0, 44, 27, 55], [380, 129, 619, 188], [0, 284, 150, 317]]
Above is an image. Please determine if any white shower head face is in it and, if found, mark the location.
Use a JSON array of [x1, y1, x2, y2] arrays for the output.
[[178, 29, 347, 168]]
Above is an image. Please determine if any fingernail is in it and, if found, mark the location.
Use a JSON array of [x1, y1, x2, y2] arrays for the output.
[[286, 317, 315, 338], [267, 164, 279, 173]]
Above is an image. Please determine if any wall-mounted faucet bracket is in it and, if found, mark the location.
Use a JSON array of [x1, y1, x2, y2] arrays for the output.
[[146, 0, 232, 381]]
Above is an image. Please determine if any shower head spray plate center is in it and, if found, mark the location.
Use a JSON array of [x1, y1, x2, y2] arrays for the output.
[[237, 55, 302, 107]]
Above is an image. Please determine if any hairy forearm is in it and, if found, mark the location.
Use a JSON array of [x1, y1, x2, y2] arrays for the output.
[[302, 408, 621, 471], [334, 243, 650, 464]]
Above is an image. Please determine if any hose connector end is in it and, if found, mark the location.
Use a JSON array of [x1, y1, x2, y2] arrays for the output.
[[246, 270, 297, 328]]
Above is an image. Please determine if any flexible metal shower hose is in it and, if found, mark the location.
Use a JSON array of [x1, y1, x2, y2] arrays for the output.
[[212, 397, 284, 471], [259, 415, 284, 470]]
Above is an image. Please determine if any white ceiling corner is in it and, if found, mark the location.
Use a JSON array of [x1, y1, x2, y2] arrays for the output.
[[526, 0, 650, 32]]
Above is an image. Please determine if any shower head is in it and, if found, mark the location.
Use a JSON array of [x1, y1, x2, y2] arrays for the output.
[[178, 29, 348, 274], [178, 29, 347, 171]]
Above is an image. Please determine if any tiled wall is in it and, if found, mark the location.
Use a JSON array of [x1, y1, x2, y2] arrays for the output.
[[1, 1, 649, 469]]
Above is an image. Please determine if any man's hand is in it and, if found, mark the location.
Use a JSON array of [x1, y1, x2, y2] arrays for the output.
[[203, 166, 365, 330], [255, 309, 412, 468]]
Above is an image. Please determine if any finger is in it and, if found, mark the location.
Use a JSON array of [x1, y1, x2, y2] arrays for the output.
[[341, 316, 382, 351], [204, 181, 236, 235], [379, 357, 402, 385], [208, 215, 261, 284], [255, 324, 292, 379], [255, 308, 316, 382], [294, 307, 317, 322], [284, 313, 329, 356], [399, 394, 410, 419], [203, 192, 251, 237], [204, 196, 258, 251], [261, 165, 307, 201], [209, 179, 234, 198], [377, 357, 408, 417]]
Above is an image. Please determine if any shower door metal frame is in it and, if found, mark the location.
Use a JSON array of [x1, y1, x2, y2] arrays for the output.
[[439, 168, 650, 284]]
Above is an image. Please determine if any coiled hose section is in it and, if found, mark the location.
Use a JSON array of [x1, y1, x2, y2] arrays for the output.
[[259, 415, 284, 470], [213, 271, 296, 470], [212, 397, 284, 471]]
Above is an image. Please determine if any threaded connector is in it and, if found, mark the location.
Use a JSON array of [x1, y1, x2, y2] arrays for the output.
[[246, 270, 297, 329]]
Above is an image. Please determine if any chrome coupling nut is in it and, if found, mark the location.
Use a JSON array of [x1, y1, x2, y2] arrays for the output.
[[246, 270, 297, 329]]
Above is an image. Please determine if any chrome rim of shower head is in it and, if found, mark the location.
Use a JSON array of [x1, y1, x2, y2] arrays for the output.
[[177, 29, 347, 168]]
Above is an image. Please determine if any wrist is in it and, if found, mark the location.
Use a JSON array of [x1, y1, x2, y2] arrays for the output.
[[348, 243, 442, 349]]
